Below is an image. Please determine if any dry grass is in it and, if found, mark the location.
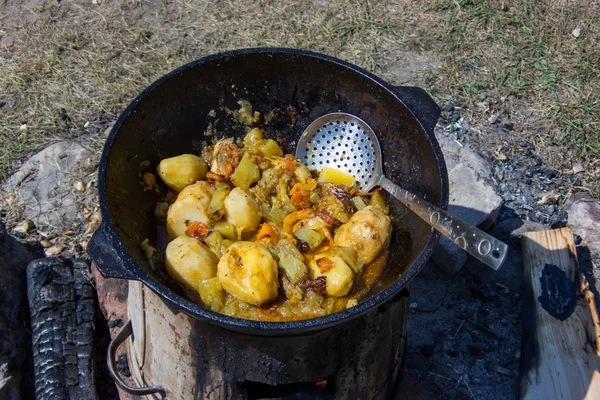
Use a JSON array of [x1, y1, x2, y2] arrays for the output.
[[0, 0, 428, 176], [0, 0, 598, 195]]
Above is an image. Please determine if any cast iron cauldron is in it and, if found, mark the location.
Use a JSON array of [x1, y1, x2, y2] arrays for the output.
[[88, 48, 449, 335]]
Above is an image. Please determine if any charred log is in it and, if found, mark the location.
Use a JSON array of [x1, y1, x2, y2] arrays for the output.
[[26, 258, 97, 400], [0, 221, 36, 400]]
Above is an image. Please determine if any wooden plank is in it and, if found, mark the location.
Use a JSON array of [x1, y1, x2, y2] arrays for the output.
[[521, 227, 600, 399]]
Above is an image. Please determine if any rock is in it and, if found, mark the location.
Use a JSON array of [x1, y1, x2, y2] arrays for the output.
[[74, 181, 86, 193], [44, 244, 66, 257], [447, 164, 503, 230], [431, 236, 468, 277], [572, 27, 582, 38], [2, 141, 92, 231], [431, 132, 503, 275], [0, 221, 36, 399], [564, 193, 600, 257], [565, 193, 600, 279], [12, 220, 33, 235]]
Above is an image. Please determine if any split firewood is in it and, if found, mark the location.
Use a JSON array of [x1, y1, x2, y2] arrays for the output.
[[520, 227, 600, 400]]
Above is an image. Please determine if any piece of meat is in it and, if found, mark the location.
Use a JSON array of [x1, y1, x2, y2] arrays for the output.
[[185, 221, 209, 241], [210, 138, 242, 177], [306, 276, 327, 296]]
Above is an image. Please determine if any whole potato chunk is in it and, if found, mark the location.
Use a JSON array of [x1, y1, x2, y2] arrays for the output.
[[309, 253, 354, 297], [166, 181, 213, 237], [165, 236, 218, 291], [217, 241, 278, 306], [224, 187, 262, 234], [333, 206, 392, 266], [157, 154, 208, 191]]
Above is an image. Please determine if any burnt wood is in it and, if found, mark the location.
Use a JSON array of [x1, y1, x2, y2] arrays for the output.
[[26, 258, 97, 400], [520, 228, 600, 399], [0, 221, 36, 400]]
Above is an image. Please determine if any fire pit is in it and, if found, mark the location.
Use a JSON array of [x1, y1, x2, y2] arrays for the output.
[[88, 48, 448, 399]]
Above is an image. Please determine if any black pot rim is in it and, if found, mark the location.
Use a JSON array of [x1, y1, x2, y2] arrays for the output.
[[97, 47, 448, 335]]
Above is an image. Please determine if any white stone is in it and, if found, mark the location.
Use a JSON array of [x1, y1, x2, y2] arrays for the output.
[[3, 141, 92, 231]]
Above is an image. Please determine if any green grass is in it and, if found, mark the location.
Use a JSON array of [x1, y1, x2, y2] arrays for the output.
[[425, 0, 600, 168]]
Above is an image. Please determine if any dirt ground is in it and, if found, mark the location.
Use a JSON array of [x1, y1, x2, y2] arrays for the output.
[[0, 1, 598, 399]]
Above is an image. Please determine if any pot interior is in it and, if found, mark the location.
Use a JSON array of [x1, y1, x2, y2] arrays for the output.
[[102, 49, 445, 318]]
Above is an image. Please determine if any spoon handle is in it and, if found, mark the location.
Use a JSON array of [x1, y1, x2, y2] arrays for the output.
[[379, 176, 508, 270]]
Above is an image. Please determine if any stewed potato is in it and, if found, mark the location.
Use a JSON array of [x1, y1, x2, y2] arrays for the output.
[[165, 236, 218, 291], [149, 125, 393, 322], [166, 181, 213, 237], [224, 187, 261, 234], [309, 253, 354, 297], [157, 154, 208, 191], [333, 206, 392, 266], [217, 241, 278, 306]]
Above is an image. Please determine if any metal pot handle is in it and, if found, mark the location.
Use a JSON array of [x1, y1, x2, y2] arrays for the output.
[[88, 222, 140, 280], [108, 320, 166, 396], [391, 86, 440, 134]]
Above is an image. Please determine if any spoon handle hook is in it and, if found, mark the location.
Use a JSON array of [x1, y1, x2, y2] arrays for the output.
[[379, 176, 508, 270]]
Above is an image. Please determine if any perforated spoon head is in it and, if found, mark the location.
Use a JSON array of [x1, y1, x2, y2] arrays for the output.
[[296, 113, 508, 270], [295, 113, 382, 192]]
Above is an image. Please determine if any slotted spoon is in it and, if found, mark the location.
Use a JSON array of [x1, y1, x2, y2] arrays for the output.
[[295, 113, 508, 270]]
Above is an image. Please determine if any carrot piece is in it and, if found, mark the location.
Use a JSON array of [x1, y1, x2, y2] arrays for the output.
[[289, 178, 317, 195], [206, 171, 225, 182], [282, 154, 297, 174], [256, 223, 278, 242], [291, 190, 312, 209]]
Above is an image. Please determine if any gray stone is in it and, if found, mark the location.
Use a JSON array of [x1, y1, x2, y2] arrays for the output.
[[565, 193, 600, 257], [431, 236, 468, 277], [447, 164, 502, 229], [564, 193, 600, 291], [431, 133, 503, 275], [0, 222, 36, 399], [2, 141, 92, 231]]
